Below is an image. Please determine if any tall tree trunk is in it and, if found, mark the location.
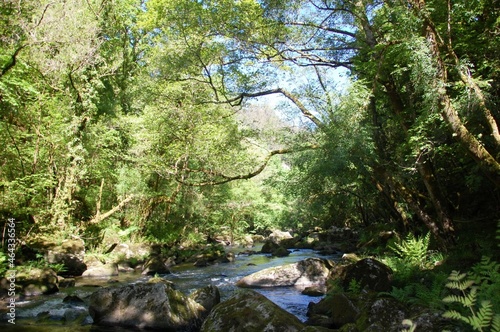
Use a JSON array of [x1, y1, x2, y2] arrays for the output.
[[410, 0, 500, 188], [416, 151, 455, 246]]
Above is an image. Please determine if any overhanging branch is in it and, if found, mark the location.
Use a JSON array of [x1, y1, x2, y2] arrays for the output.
[[226, 88, 324, 129], [178, 143, 320, 186]]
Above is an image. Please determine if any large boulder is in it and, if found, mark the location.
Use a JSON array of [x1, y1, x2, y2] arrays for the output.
[[341, 258, 393, 292], [261, 240, 281, 253], [306, 293, 360, 328], [200, 289, 305, 332], [236, 258, 330, 289], [22, 238, 87, 277], [261, 230, 294, 253], [141, 256, 170, 275], [89, 282, 205, 330], [189, 284, 221, 316], [82, 264, 118, 278], [1, 267, 59, 296], [269, 230, 294, 243]]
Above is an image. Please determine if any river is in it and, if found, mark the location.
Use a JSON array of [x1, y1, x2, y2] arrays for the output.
[[0, 246, 340, 331]]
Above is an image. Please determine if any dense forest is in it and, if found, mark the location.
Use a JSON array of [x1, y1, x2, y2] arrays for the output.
[[1, 0, 499, 267], [1, 0, 500, 330]]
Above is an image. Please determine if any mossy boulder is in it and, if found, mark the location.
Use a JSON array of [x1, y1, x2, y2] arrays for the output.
[[200, 289, 305, 332], [189, 284, 221, 318], [261, 240, 281, 253], [141, 256, 170, 275], [2, 267, 59, 296], [306, 293, 360, 329], [341, 258, 393, 292], [89, 282, 204, 330], [272, 246, 291, 257]]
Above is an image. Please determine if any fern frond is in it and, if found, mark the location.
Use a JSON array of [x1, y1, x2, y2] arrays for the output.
[[447, 270, 468, 282], [443, 309, 466, 321], [491, 314, 500, 332], [443, 294, 465, 304], [470, 301, 494, 330], [402, 319, 417, 332], [446, 279, 475, 291], [464, 286, 479, 308]]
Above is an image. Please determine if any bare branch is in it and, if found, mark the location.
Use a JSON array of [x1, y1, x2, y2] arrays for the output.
[[287, 21, 357, 39], [89, 195, 135, 224], [224, 88, 324, 128]]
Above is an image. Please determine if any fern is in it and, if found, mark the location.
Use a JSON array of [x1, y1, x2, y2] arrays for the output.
[[414, 275, 447, 309], [492, 315, 500, 332], [389, 232, 431, 269], [470, 257, 500, 287], [381, 284, 415, 304], [443, 270, 499, 331]]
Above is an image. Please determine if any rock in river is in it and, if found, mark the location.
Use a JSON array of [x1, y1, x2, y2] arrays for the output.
[[89, 282, 206, 330], [235, 257, 331, 289], [200, 289, 306, 332]]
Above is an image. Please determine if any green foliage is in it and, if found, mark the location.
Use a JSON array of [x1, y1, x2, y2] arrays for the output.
[[0, 251, 8, 277], [389, 232, 432, 269], [22, 253, 67, 274], [347, 278, 362, 294], [382, 271, 447, 310], [443, 263, 500, 332]]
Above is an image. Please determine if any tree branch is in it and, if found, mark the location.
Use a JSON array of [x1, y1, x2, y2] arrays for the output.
[[178, 144, 320, 186], [89, 194, 135, 224], [0, 45, 26, 78], [225, 88, 324, 128]]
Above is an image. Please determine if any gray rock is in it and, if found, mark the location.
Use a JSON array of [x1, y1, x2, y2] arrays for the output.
[[236, 257, 330, 289], [269, 230, 293, 243], [29, 238, 87, 277], [89, 282, 204, 330], [189, 284, 220, 315], [82, 264, 118, 277], [2, 267, 59, 296], [200, 289, 305, 332]]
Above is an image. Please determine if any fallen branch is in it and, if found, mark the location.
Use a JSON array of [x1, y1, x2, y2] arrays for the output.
[[89, 194, 135, 224]]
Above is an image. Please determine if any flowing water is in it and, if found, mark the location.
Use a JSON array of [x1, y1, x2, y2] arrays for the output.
[[0, 246, 341, 331]]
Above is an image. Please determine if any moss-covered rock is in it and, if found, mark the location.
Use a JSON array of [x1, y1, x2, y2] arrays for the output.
[[341, 258, 393, 292], [89, 282, 204, 330], [272, 246, 291, 257], [200, 289, 305, 332], [189, 284, 220, 318], [1, 267, 59, 296], [141, 255, 170, 275]]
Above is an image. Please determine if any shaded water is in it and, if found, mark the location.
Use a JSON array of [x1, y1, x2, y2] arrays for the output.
[[0, 247, 340, 331]]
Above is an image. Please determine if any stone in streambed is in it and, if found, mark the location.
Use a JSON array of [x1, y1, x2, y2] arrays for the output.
[[81, 264, 118, 277], [89, 282, 205, 330], [236, 257, 330, 289], [200, 289, 305, 332]]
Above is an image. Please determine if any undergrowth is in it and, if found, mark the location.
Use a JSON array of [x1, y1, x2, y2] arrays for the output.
[[442, 257, 500, 332]]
